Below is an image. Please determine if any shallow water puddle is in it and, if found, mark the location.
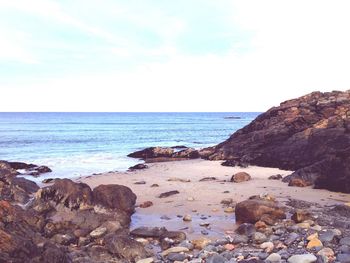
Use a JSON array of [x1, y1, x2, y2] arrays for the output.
[[131, 212, 236, 239]]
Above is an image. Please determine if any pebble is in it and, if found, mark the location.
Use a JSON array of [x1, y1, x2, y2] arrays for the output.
[[287, 254, 317, 263], [136, 258, 154, 263], [297, 222, 311, 229], [183, 214, 192, 222], [187, 197, 195, 201], [252, 232, 267, 244], [207, 254, 227, 263], [260, 241, 274, 252], [307, 238, 323, 249], [317, 247, 335, 261], [89, 227, 107, 238], [266, 253, 282, 262], [167, 253, 188, 261], [285, 232, 300, 245], [319, 230, 335, 243], [161, 247, 189, 256], [224, 244, 235, 251], [191, 237, 212, 249]]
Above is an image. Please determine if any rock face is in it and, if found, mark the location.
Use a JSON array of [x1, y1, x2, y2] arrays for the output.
[[206, 90, 350, 193]]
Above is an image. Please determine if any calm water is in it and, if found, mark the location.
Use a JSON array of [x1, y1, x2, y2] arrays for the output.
[[0, 112, 258, 181]]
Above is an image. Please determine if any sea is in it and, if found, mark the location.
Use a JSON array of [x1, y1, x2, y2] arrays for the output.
[[0, 112, 259, 182]]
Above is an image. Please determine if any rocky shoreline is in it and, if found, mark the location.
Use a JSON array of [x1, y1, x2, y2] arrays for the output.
[[1, 90, 350, 262], [1, 159, 350, 262]]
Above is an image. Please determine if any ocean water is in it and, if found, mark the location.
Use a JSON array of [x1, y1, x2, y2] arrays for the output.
[[0, 112, 259, 181]]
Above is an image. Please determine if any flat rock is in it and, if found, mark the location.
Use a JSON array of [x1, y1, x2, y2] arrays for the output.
[[158, 190, 179, 198]]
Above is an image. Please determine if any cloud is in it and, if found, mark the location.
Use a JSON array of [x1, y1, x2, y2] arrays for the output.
[[1, 0, 350, 111]]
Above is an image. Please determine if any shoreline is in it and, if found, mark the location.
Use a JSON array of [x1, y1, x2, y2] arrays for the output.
[[78, 159, 350, 239]]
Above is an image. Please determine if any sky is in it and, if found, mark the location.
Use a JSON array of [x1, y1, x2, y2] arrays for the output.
[[1, 0, 350, 112]]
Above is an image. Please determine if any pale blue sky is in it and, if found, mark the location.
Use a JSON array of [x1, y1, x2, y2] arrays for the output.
[[1, 0, 350, 111]]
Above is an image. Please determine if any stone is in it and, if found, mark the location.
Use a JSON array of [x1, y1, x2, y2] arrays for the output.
[[268, 174, 283, 180], [252, 232, 267, 244], [105, 234, 148, 262], [167, 252, 188, 261], [134, 181, 146, 185], [317, 248, 335, 262], [129, 163, 148, 170], [224, 244, 235, 251], [231, 172, 251, 183], [161, 246, 189, 256], [167, 177, 191, 183], [93, 184, 137, 214], [191, 237, 211, 249], [235, 198, 286, 224], [90, 227, 107, 238], [319, 230, 335, 243], [139, 201, 153, 208], [266, 253, 282, 262], [136, 258, 154, 263], [207, 254, 227, 263], [221, 198, 234, 205], [260, 241, 274, 253], [287, 254, 317, 263], [289, 178, 312, 187], [131, 227, 168, 238], [199, 177, 217, 182], [285, 233, 300, 245], [183, 214, 192, 221], [235, 223, 256, 237], [292, 209, 312, 223], [307, 233, 318, 241], [306, 238, 323, 249], [34, 178, 93, 209], [158, 190, 179, 198]]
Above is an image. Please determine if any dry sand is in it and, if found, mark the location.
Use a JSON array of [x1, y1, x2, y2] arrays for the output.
[[79, 159, 350, 239]]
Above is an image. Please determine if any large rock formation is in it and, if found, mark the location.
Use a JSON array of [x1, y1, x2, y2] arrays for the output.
[[207, 90, 350, 193]]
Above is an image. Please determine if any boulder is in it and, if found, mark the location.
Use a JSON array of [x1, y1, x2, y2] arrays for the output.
[[92, 184, 136, 215], [235, 198, 286, 224], [104, 234, 148, 261], [35, 179, 93, 210], [206, 90, 350, 193], [128, 146, 200, 161], [231, 172, 251, 183]]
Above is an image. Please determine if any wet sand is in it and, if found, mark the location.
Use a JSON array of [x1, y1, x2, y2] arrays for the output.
[[79, 159, 350, 239]]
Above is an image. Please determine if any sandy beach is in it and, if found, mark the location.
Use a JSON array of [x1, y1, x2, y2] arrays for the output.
[[79, 159, 350, 239]]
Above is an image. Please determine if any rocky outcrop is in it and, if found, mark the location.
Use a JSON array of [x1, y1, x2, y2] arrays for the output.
[[0, 160, 52, 177], [128, 146, 200, 162], [207, 90, 350, 193]]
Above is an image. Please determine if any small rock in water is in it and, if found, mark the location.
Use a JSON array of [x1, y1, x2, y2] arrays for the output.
[[221, 198, 234, 206], [160, 215, 171, 220], [150, 184, 159, 187], [199, 177, 217, 182], [201, 230, 209, 235]]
